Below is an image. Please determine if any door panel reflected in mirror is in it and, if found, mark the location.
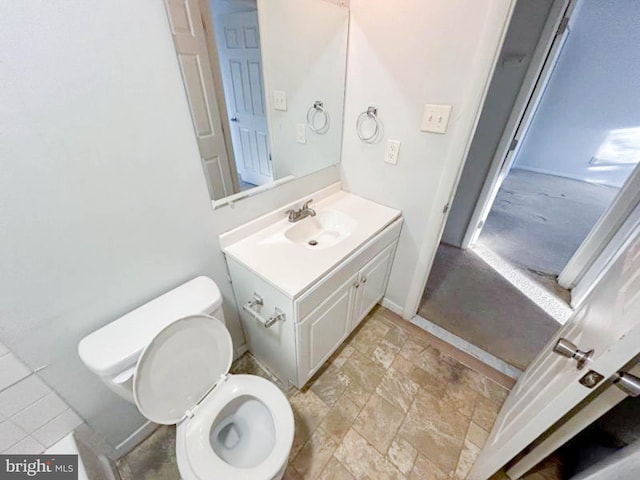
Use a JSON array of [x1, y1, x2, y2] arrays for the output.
[[165, 0, 349, 204]]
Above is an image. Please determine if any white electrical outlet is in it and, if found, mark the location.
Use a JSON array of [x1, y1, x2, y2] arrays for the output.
[[384, 139, 401, 164], [421, 104, 452, 134], [296, 123, 306, 144], [273, 90, 287, 111]]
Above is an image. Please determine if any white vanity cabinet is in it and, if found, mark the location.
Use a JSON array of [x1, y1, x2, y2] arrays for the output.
[[225, 218, 401, 388], [296, 239, 397, 384]]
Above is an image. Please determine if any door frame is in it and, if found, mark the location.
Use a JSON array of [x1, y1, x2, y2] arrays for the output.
[[458, 0, 640, 310], [461, 0, 575, 250], [198, 0, 241, 194]]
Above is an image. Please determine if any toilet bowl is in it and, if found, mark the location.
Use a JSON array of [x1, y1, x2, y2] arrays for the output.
[[78, 277, 294, 480], [176, 375, 292, 480]]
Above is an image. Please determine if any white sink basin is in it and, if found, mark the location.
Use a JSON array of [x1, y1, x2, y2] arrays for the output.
[[219, 187, 402, 297], [284, 209, 357, 249]]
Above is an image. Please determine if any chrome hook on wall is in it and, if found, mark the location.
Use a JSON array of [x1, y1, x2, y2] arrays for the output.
[[306, 100, 330, 135], [356, 106, 382, 143]]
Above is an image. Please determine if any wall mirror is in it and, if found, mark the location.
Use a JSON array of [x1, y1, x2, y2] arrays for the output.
[[165, 0, 349, 205]]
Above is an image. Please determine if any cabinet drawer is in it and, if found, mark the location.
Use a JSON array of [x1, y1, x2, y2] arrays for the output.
[[295, 218, 402, 320]]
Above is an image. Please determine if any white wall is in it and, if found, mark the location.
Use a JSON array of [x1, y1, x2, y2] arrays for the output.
[[0, 0, 337, 451], [259, 0, 348, 178], [340, 0, 513, 315], [514, 0, 640, 188]]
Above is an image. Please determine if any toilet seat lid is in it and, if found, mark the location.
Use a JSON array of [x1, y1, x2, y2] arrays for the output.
[[133, 314, 232, 425]]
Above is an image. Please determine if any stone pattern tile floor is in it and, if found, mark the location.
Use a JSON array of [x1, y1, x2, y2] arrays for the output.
[[283, 306, 514, 480], [118, 306, 518, 480]]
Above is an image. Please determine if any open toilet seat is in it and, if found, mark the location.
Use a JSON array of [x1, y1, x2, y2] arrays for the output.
[[132, 314, 294, 480], [181, 374, 293, 480]]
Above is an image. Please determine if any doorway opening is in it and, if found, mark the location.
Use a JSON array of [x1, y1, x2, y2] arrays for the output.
[[419, 0, 640, 372]]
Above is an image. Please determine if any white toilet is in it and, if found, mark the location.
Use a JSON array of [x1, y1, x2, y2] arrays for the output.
[[78, 276, 294, 480]]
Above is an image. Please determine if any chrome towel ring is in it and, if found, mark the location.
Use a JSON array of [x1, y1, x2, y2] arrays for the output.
[[306, 101, 330, 135], [356, 106, 382, 143]]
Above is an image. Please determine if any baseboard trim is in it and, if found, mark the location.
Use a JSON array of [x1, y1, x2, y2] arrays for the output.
[[411, 315, 522, 380], [381, 297, 403, 316], [113, 421, 157, 457], [235, 343, 249, 360], [514, 165, 623, 189]]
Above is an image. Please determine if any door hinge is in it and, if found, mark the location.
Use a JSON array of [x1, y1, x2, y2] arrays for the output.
[[442, 203, 450, 215], [477, 220, 484, 230], [557, 17, 569, 36], [509, 138, 519, 152]]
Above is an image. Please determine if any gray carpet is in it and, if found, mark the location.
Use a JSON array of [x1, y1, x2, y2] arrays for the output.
[[420, 244, 561, 370], [479, 169, 619, 276]]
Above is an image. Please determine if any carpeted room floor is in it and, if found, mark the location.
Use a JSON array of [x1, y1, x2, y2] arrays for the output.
[[478, 168, 619, 276], [420, 169, 619, 370]]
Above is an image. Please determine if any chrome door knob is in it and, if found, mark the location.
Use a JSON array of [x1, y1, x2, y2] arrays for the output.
[[553, 338, 594, 370]]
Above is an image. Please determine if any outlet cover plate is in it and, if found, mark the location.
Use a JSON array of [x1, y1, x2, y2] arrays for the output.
[[384, 139, 401, 164], [296, 123, 306, 144]]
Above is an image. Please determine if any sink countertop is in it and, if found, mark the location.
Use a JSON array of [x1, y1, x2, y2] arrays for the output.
[[221, 189, 401, 299]]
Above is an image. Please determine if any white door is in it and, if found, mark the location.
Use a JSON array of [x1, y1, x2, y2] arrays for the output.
[[215, 11, 272, 187], [165, 0, 236, 200], [469, 227, 640, 480]]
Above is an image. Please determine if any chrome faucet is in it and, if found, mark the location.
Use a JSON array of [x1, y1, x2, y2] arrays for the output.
[[286, 199, 316, 223]]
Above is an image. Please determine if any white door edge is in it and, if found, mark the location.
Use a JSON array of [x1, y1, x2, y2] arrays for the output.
[[571, 203, 640, 308], [559, 162, 640, 291]]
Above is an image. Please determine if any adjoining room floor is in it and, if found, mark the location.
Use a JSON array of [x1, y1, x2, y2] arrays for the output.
[[420, 244, 562, 371], [479, 168, 619, 276], [239, 178, 257, 191], [117, 306, 516, 480]]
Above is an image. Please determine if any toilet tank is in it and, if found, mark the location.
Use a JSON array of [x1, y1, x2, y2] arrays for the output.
[[78, 276, 224, 402]]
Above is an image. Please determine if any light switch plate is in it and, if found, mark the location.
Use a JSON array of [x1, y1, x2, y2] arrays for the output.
[[273, 90, 287, 111], [384, 139, 401, 164], [296, 123, 306, 144], [421, 104, 452, 134]]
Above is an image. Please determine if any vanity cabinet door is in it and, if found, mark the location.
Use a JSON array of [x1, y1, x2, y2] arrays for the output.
[[352, 241, 397, 330], [297, 274, 357, 386]]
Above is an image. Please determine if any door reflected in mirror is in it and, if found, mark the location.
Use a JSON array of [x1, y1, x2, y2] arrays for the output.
[[164, 0, 349, 204]]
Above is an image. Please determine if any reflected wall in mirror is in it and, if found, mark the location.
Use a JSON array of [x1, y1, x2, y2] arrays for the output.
[[164, 0, 349, 203]]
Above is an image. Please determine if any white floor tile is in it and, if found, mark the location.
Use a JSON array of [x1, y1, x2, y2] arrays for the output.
[[3, 435, 45, 454], [0, 419, 28, 451], [11, 392, 68, 433], [32, 409, 83, 448], [0, 375, 52, 417], [0, 354, 31, 391]]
